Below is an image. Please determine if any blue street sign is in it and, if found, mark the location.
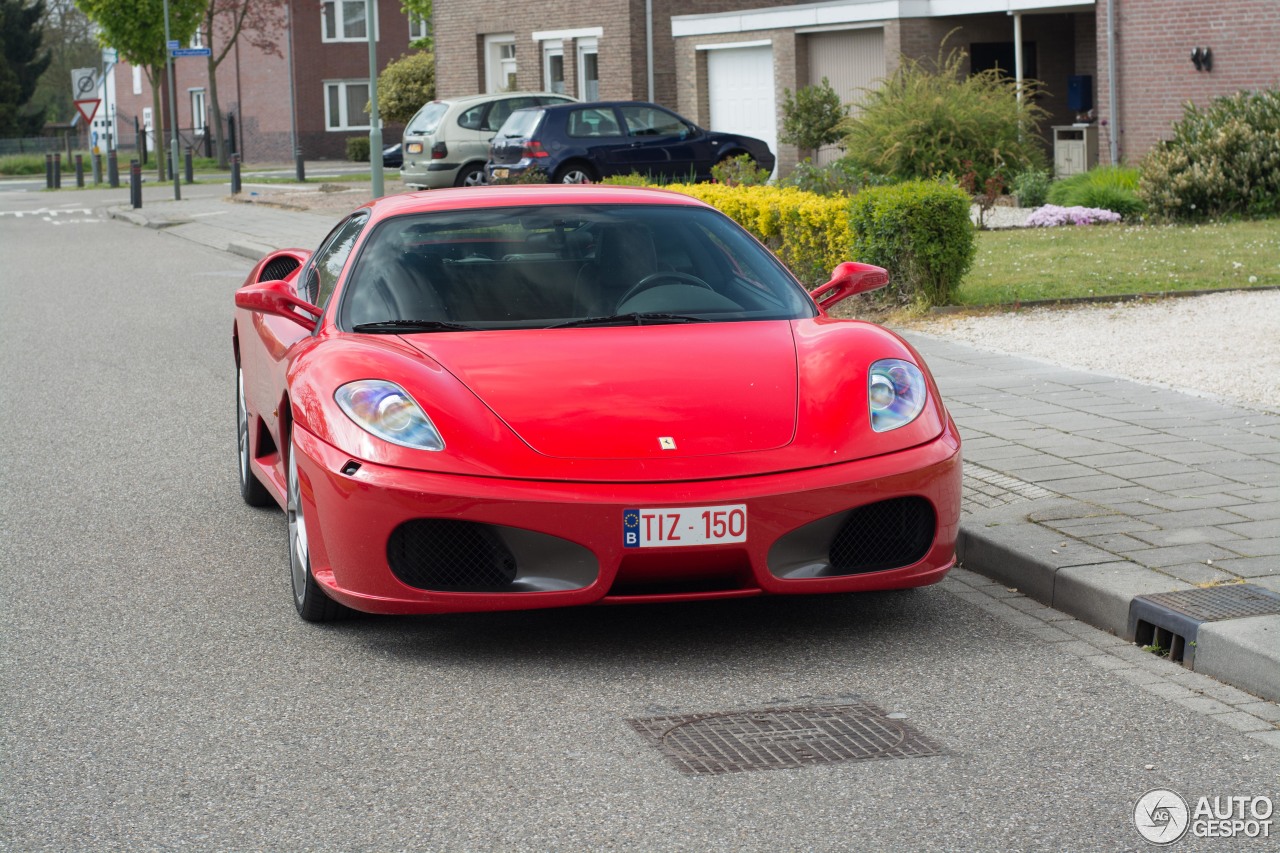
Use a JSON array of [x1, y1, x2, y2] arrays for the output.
[[170, 47, 212, 57], [167, 40, 180, 49]]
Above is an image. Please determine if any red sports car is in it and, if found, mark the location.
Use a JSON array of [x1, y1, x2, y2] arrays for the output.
[[233, 186, 961, 621]]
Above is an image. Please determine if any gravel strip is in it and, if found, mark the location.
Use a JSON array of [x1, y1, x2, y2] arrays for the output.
[[901, 290, 1280, 413]]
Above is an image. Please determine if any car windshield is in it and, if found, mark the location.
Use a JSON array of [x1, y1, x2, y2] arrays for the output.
[[495, 108, 542, 139], [340, 204, 818, 332], [404, 101, 449, 136]]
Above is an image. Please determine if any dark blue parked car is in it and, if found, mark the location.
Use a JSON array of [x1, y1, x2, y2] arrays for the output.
[[486, 101, 775, 184]]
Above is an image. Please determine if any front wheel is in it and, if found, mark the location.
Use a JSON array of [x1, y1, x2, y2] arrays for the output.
[[288, 439, 351, 622]]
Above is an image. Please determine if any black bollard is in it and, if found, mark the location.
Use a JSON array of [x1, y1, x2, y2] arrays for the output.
[[108, 149, 120, 188], [184, 147, 194, 184], [45, 153, 53, 189], [53, 153, 62, 189], [130, 159, 142, 209], [295, 148, 305, 182], [75, 154, 85, 188], [92, 153, 103, 185], [230, 153, 241, 194]]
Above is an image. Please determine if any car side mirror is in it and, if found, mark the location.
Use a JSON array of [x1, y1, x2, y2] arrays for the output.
[[235, 278, 321, 331], [809, 262, 889, 310]]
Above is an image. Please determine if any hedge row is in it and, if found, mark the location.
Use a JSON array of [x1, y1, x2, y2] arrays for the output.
[[659, 180, 974, 307]]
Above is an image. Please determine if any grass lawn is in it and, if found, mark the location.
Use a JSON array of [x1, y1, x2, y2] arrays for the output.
[[960, 219, 1280, 305]]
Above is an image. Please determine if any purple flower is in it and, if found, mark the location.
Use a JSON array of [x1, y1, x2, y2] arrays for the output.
[[1024, 204, 1123, 227]]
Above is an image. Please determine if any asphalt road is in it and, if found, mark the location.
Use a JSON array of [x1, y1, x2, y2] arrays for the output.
[[2, 187, 1276, 851]]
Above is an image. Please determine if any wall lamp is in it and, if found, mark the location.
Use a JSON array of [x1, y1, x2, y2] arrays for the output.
[[1190, 47, 1213, 72]]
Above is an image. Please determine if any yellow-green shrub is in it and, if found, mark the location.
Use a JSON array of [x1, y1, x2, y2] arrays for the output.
[[662, 183, 853, 288]]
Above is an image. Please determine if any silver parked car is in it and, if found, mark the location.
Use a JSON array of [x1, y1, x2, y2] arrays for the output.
[[399, 92, 575, 189]]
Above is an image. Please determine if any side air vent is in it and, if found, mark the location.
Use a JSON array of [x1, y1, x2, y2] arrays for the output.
[[259, 255, 301, 283], [387, 520, 518, 592]]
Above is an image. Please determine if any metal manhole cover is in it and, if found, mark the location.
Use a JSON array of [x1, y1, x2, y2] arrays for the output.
[[627, 702, 942, 775], [1137, 584, 1280, 622]]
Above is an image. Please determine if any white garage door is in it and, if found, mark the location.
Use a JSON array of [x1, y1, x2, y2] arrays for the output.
[[706, 45, 776, 174]]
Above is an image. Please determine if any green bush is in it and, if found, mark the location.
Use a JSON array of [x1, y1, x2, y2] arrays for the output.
[[1138, 88, 1280, 221], [345, 136, 370, 162], [375, 51, 437, 124], [840, 46, 1047, 185], [1047, 165, 1144, 218], [665, 183, 853, 288], [711, 153, 771, 186], [780, 78, 846, 152], [781, 158, 889, 197], [848, 180, 976, 307], [1010, 168, 1051, 208]]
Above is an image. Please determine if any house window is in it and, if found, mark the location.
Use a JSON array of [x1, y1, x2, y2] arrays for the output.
[[190, 89, 207, 133], [484, 34, 516, 93], [325, 80, 371, 130], [577, 38, 598, 100], [132, 66, 142, 95], [409, 12, 429, 43], [322, 0, 378, 42], [189, 28, 203, 48], [543, 42, 565, 95]]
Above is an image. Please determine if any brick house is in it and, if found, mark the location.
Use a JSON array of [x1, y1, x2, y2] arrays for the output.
[[111, 0, 426, 162], [435, 0, 1280, 175]]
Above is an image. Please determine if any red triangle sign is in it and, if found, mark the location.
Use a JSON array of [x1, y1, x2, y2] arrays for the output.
[[75, 99, 101, 124]]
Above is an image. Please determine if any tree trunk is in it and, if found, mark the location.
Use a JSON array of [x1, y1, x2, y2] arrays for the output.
[[206, 52, 227, 168]]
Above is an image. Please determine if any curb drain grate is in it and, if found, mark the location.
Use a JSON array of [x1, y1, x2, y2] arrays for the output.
[[627, 702, 942, 775], [1128, 584, 1280, 668]]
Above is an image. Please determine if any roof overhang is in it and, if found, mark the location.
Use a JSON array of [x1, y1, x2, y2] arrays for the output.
[[672, 0, 1094, 38]]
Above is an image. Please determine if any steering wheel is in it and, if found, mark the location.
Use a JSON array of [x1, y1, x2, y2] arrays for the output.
[[616, 272, 714, 308]]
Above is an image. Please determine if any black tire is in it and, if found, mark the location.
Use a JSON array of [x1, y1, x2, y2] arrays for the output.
[[454, 162, 486, 188], [553, 162, 597, 184], [237, 367, 274, 507], [287, 437, 351, 622]]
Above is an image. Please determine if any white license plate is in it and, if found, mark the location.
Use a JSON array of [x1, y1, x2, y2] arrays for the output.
[[492, 168, 509, 179], [623, 505, 747, 548]]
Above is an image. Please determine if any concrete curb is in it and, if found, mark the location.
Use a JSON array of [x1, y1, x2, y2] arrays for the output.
[[958, 515, 1280, 703], [227, 241, 274, 261]]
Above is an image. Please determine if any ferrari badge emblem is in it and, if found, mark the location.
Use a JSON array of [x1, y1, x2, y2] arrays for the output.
[[659, 437, 677, 450]]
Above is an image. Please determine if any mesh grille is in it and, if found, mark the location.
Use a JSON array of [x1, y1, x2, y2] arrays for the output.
[[260, 256, 301, 283], [387, 520, 518, 591], [828, 497, 935, 574]]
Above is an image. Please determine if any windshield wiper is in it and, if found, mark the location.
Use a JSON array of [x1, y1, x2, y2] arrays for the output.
[[548, 312, 710, 329], [352, 320, 479, 334]]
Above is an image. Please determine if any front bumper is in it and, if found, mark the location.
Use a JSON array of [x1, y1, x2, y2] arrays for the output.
[[293, 420, 962, 615]]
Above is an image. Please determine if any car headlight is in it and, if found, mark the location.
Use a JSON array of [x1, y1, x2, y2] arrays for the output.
[[868, 359, 927, 432], [335, 380, 444, 451]]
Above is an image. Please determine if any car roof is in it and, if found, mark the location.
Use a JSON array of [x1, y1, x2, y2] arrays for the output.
[[356, 184, 712, 223], [437, 92, 575, 109]]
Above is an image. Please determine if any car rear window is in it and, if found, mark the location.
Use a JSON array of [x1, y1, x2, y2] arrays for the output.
[[404, 101, 449, 136], [494, 108, 542, 139], [340, 204, 817, 331]]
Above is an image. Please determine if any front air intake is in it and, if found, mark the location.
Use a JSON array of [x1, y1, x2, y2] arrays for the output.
[[828, 497, 935, 574], [387, 520, 517, 591]]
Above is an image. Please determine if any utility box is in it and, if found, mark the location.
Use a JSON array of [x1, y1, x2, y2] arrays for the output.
[[1053, 124, 1098, 178]]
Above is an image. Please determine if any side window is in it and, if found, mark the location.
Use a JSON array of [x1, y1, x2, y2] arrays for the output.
[[566, 107, 622, 138], [302, 213, 368, 307], [457, 104, 486, 130], [483, 97, 539, 132], [619, 106, 686, 138]]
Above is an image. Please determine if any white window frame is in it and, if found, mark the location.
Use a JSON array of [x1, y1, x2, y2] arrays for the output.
[[322, 0, 379, 44], [484, 34, 516, 93], [189, 88, 206, 133], [324, 79, 371, 131], [408, 11, 429, 43], [576, 37, 599, 101], [189, 28, 203, 48], [542, 41, 565, 95], [132, 66, 142, 95]]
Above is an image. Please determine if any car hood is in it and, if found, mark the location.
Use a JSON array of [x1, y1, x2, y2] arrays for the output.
[[406, 322, 798, 460]]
